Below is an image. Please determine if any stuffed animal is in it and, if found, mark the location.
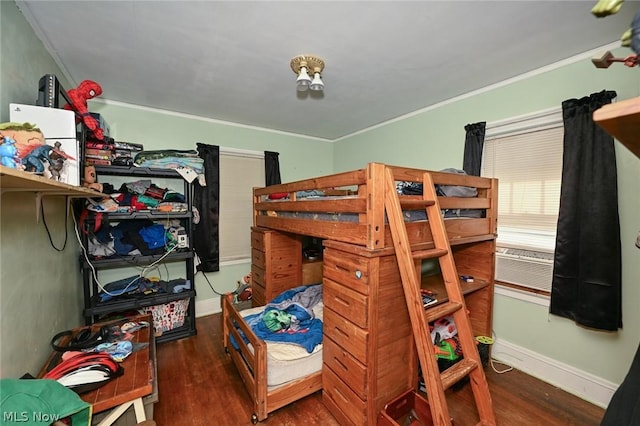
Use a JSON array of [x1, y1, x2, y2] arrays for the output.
[[64, 80, 105, 140], [83, 164, 114, 193]]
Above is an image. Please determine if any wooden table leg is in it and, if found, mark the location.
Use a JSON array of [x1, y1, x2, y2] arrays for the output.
[[95, 397, 146, 426]]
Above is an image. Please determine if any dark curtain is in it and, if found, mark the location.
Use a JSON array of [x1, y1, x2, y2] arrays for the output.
[[550, 90, 621, 331], [264, 151, 281, 186], [462, 122, 486, 176], [601, 340, 640, 425], [193, 143, 220, 272]]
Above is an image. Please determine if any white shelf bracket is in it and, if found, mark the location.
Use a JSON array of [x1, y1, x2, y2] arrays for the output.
[[35, 191, 44, 223]]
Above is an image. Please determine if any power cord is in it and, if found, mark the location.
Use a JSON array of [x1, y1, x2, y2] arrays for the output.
[[197, 269, 225, 296], [72, 212, 179, 297], [40, 197, 68, 251], [488, 329, 514, 374]]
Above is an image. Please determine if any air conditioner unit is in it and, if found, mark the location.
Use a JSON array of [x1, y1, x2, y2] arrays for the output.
[[495, 247, 554, 292]]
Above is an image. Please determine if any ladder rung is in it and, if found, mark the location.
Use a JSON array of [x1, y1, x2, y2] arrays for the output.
[[399, 199, 436, 209], [425, 301, 463, 323], [441, 358, 479, 390], [412, 248, 448, 260]]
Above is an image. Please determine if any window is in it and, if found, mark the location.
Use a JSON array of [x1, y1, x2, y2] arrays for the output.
[[481, 108, 563, 295], [219, 148, 265, 264]]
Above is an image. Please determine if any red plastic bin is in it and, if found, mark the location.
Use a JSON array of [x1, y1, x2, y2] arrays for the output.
[[378, 390, 436, 426]]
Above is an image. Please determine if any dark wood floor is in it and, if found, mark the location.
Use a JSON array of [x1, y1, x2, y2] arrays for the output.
[[153, 313, 605, 425]]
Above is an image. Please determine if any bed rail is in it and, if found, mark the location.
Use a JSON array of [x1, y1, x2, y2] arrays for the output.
[[253, 163, 497, 249]]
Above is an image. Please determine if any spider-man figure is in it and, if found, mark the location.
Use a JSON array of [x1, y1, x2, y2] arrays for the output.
[[64, 80, 104, 140]]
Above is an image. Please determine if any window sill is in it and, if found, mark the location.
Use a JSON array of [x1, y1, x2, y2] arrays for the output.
[[495, 283, 550, 307]]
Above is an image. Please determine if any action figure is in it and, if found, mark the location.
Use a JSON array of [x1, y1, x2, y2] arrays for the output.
[[21, 144, 53, 173], [0, 134, 22, 169], [22, 143, 75, 174]]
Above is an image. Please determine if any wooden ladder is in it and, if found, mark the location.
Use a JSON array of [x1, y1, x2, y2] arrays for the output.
[[383, 167, 496, 426]]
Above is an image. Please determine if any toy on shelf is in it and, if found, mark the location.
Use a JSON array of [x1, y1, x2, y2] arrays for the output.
[[21, 144, 54, 174], [0, 133, 22, 169], [82, 164, 114, 193], [47, 141, 75, 180], [21, 144, 75, 175], [64, 80, 105, 141], [0, 122, 45, 161]]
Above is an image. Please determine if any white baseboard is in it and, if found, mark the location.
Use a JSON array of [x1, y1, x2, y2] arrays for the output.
[[492, 338, 618, 408], [195, 296, 222, 318]]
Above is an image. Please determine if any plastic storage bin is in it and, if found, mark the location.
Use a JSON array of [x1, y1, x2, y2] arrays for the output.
[[140, 299, 189, 336], [378, 390, 435, 426]]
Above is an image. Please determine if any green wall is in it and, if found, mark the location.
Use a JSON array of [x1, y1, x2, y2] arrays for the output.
[[334, 49, 640, 389], [2, 0, 639, 404], [0, 1, 84, 379]]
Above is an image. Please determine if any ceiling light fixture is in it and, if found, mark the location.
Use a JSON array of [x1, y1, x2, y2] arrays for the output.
[[290, 55, 325, 92]]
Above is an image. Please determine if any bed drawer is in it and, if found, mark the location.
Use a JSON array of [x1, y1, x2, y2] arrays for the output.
[[324, 308, 368, 364], [251, 230, 266, 251], [324, 278, 368, 329], [251, 264, 265, 288], [251, 248, 266, 268], [323, 249, 370, 295], [251, 264, 266, 304], [324, 337, 367, 399], [251, 283, 266, 307], [323, 367, 367, 426]]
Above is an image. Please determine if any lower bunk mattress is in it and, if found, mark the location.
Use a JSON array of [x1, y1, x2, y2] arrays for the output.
[[230, 284, 324, 388], [238, 302, 323, 388]]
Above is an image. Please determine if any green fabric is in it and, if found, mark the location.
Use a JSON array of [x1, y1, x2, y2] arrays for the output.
[[0, 379, 92, 425], [262, 309, 291, 332]]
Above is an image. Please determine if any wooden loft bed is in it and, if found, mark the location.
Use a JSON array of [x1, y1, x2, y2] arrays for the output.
[[251, 161, 498, 336], [223, 162, 499, 425], [253, 162, 498, 250]]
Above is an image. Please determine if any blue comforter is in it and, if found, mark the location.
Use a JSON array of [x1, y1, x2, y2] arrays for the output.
[[242, 284, 323, 353]]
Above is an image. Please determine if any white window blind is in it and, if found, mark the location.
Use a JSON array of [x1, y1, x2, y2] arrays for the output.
[[482, 115, 564, 252], [219, 149, 265, 263]]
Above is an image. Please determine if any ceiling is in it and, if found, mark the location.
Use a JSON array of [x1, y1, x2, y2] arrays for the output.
[[16, 1, 639, 141]]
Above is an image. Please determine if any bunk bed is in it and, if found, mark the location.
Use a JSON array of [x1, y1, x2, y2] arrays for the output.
[[223, 162, 499, 425]]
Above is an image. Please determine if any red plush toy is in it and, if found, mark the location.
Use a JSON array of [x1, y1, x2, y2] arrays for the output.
[[64, 80, 104, 140]]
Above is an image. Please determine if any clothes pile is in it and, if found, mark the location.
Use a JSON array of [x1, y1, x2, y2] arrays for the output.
[[45, 320, 149, 394], [87, 218, 182, 258], [87, 178, 187, 214]]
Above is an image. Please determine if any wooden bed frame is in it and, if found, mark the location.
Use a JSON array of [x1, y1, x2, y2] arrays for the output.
[[222, 293, 322, 423], [224, 162, 498, 424], [253, 162, 497, 250]]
